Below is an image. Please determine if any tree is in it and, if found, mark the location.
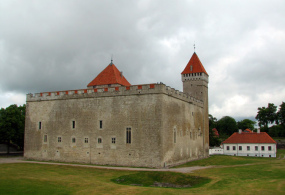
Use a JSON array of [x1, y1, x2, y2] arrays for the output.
[[255, 103, 277, 132], [0, 104, 26, 153], [237, 119, 256, 131], [217, 116, 238, 137], [209, 114, 217, 130], [209, 114, 220, 147], [277, 102, 285, 126]]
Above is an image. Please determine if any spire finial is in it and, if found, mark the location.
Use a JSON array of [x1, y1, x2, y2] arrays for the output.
[[194, 43, 196, 52]]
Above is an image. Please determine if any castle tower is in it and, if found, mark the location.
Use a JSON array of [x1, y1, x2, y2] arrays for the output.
[[181, 52, 209, 155], [87, 61, 131, 89]]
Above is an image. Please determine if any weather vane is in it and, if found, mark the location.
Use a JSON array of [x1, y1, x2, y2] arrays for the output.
[[111, 54, 113, 64], [194, 43, 196, 52]]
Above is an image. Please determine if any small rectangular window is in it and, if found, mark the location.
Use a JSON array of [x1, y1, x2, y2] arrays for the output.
[[112, 137, 116, 144], [261, 146, 265, 151], [72, 138, 76, 143], [44, 135, 47, 142], [85, 138, 89, 143], [233, 146, 236, 150], [98, 138, 102, 144], [268, 146, 272, 151], [247, 146, 250, 151], [126, 128, 131, 144], [255, 146, 258, 151], [39, 122, 42, 130], [99, 120, 103, 129], [226, 146, 230, 150], [72, 121, 75, 129], [239, 146, 242, 151], [58, 137, 62, 143]]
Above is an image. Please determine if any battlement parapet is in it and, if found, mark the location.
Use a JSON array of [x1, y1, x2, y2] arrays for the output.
[[181, 72, 209, 83], [26, 84, 204, 107]]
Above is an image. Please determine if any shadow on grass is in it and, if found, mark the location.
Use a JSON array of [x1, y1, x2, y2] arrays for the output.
[[111, 171, 211, 188]]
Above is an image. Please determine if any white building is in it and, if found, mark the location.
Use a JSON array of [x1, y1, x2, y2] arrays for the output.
[[222, 129, 277, 157]]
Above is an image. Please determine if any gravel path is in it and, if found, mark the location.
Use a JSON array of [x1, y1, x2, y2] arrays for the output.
[[0, 157, 212, 173]]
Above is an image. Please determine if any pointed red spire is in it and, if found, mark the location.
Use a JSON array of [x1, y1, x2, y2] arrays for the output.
[[87, 63, 131, 87], [181, 52, 208, 75]]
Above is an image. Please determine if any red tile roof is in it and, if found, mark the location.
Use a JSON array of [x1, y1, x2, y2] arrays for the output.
[[181, 52, 208, 75], [222, 132, 276, 144], [87, 63, 131, 87], [212, 128, 219, 137]]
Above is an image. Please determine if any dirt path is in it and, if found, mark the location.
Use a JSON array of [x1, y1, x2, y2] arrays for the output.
[[0, 157, 212, 173]]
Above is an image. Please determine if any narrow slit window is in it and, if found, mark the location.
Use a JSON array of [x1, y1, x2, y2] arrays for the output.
[[39, 122, 42, 130], [72, 137, 76, 143], [126, 128, 131, 144], [72, 121, 75, 129], [44, 135, 47, 142], [99, 120, 103, 129]]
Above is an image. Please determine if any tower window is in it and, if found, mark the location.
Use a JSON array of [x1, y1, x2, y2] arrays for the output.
[[98, 138, 102, 144], [72, 137, 76, 143], [126, 128, 131, 144], [39, 122, 42, 130], [85, 138, 89, 143], [58, 137, 62, 143], [112, 137, 116, 144]]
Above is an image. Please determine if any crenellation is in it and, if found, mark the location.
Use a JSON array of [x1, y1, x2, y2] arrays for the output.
[[26, 84, 203, 107]]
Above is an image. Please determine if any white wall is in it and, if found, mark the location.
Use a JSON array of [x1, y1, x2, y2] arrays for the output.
[[223, 143, 276, 157]]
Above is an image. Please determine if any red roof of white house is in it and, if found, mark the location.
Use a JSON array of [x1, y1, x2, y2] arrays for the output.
[[87, 63, 131, 87], [222, 132, 276, 144], [181, 52, 208, 75]]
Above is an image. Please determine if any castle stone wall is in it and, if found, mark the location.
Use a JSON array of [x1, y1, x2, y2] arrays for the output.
[[24, 84, 208, 167]]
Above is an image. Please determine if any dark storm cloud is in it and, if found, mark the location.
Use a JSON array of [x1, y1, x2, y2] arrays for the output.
[[1, 0, 285, 119]]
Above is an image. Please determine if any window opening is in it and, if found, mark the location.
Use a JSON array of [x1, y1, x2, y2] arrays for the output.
[[126, 128, 131, 144], [261, 146, 265, 151], [44, 135, 47, 142], [255, 146, 258, 151], [239, 146, 242, 151], [39, 122, 42, 130], [72, 138, 76, 143], [112, 137, 116, 144], [98, 138, 102, 144], [99, 120, 103, 129], [72, 121, 75, 129], [85, 138, 88, 143], [247, 146, 250, 151], [58, 137, 62, 143], [226, 146, 230, 150], [233, 146, 236, 150], [268, 146, 272, 151]]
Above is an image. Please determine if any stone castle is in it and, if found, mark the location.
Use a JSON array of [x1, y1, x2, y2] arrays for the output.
[[24, 52, 209, 168]]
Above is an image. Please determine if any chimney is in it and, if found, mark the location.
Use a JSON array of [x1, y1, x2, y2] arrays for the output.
[[238, 129, 242, 134], [120, 71, 123, 77], [257, 129, 260, 133]]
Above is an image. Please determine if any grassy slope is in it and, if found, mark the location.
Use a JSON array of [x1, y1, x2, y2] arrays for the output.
[[0, 150, 284, 194]]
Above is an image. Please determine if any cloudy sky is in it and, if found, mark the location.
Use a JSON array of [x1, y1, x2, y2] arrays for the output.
[[1, 0, 285, 120]]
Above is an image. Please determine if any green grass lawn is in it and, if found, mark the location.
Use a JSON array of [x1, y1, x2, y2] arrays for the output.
[[0, 150, 284, 194]]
